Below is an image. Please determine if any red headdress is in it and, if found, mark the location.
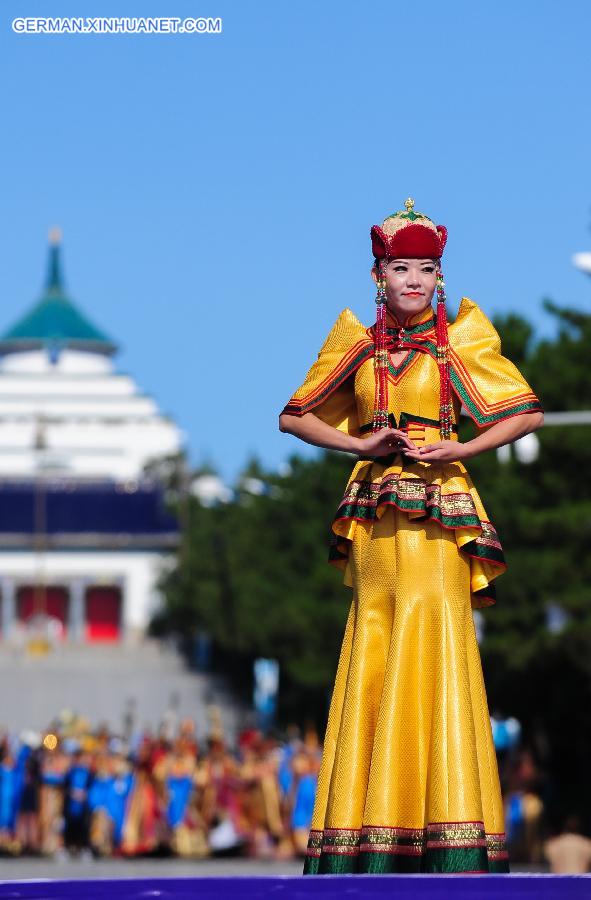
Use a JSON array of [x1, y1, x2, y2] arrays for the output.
[[371, 198, 452, 440]]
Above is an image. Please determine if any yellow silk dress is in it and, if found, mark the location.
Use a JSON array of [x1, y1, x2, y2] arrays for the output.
[[280, 298, 543, 875]]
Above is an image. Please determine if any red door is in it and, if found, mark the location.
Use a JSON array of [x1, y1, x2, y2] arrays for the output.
[[17, 586, 69, 638], [85, 587, 121, 642]]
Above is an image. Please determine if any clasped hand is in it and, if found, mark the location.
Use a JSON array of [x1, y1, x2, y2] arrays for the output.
[[359, 428, 468, 463], [403, 439, 468, 463]]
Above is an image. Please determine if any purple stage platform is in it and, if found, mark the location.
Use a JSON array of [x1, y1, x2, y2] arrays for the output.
[[0, 876, 590, 899]]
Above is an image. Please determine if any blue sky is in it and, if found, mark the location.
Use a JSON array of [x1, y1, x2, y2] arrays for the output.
[[1, 0, 590, 484]]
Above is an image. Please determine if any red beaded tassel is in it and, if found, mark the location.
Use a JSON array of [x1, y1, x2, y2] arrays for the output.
[[372, 261, 390, 432], [435, 267, 453, 439]]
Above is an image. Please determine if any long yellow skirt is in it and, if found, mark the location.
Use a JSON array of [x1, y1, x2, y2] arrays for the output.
[[304, 505, 509, 874]]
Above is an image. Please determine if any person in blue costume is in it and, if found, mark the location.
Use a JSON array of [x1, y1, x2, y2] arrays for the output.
[[107, 756, 134, 849], [166, 772, 193, 830], [0, 752, 20, 848], [88, 755, 116, 856], [88, 753, 132, 855]]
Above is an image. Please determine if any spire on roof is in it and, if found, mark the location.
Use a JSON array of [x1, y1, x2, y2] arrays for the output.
[[0, 229, 118, 356], [46, 226, 64, 292]]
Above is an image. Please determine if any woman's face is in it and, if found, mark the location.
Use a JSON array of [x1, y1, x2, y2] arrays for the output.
[[372, 257, 438, 319]]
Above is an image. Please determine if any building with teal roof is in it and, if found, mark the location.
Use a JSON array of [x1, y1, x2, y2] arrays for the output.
[[0, 229, 182, 646]]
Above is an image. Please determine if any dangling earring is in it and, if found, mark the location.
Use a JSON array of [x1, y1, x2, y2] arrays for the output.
[[372, 260, 390, 432], [435, 266, 453, 440]]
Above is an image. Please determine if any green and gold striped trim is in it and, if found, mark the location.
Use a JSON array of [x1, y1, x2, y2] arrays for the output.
[[303, 822, 509, 875], [281, 344, 374, 416], [448, 366, 543, 425], [328, 476, 506, 572]]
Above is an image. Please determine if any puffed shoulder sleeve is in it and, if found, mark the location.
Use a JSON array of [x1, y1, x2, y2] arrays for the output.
[[447, 297, 544, 427], [279, 307, 374, 435]]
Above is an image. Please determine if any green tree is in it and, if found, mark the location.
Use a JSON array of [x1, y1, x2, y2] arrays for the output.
[[157, 451, 353, 720], [469, 300, 591, 822]]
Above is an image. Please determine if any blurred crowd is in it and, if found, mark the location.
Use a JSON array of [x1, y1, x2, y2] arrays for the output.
[[493, 715, 591, 873], [0, 709, 321, 860], [0, 708, 589, 871]]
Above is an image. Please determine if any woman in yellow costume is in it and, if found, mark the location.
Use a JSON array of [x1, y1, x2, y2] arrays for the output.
[[278, 199, 544, 875]]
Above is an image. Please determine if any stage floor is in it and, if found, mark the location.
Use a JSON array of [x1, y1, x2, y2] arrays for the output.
[[0, 873, 590, 900]]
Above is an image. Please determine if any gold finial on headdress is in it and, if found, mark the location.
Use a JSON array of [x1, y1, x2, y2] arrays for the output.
[[404, 198, 415, 213]]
